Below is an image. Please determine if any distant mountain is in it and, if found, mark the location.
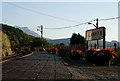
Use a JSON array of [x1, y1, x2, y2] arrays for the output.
[[48, 38, 70, 45], [14, 26, 40, 37], [111, 40, 118, 44], [90, 40, 119, 45], [88, 40, 120, 48], [48, 38, 120, 47]]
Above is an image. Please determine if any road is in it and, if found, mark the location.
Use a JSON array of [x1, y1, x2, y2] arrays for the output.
[[2, 51, 119, 81]]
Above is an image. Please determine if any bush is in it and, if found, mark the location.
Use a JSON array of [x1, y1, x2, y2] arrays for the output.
[[70, 48, 84, 60], [24, 48, 29, 51], [39, 48, 45, 52], [30, 47, 35, 51], [46, 48, 52, 53], [85, 49, 96, 63], [58, 48, 70, 56], [51, 48, 58, 54], [93, 48, 117, 66]]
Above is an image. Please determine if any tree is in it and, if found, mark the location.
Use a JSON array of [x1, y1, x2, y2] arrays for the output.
[[70, 33, 78, 45], [60, 43, 65, 46], [70, 33, 85, 45]]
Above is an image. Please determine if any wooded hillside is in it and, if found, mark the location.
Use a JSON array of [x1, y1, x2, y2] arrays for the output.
[[2, 24, 51, 47], [1, 24, 52, 58]]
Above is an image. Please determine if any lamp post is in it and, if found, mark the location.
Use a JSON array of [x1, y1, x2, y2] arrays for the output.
[[88, 18, 99, 49]]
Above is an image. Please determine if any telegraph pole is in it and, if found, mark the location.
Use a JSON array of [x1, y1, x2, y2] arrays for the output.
[[37, 25, 43, 38], [88, 18, 106, 49], [96, 18, 98, 28], [40, 25, 43, 38], [88, 18, 105, 49], [96, 18, 106, 49], [37, 25, 43, 47], [88, 18, 99, 49]]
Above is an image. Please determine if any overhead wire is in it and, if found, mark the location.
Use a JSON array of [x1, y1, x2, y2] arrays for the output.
[[44, 19, 96, 29], [99, 17, 120, 21], [27, 16, 120, 30], [5, 3, 120, 30], [45, 17, 120, 29], [6, 3, 81, 23]]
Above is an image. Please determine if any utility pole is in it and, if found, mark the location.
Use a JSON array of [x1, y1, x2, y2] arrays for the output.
[[37, 25, 43, 47], [96, 18, 106, 49], [88, 18, 99, 49], [88, 18, 106, 49], [40, 25, 43, 38], [37, 25, 43, 38]]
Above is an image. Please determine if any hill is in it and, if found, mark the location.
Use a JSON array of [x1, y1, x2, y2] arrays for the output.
[[48, 38, 70, 45], [48, 38, 120, 48], [2, 24, 32, 47], [2, 24, 51, 47], [14, 26, 40, 37]]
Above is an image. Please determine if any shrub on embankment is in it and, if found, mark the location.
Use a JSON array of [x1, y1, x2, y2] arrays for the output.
[[0, 31, 13, 58]]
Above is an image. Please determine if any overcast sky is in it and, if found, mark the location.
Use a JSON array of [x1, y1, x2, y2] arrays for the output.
[[2, 2, 119, 41]]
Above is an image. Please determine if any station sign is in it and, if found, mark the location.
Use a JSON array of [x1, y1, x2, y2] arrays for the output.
[[86, 27, 106, 41]]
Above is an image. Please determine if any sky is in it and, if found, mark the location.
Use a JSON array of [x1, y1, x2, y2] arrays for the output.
[[1, 1, 119, 41]]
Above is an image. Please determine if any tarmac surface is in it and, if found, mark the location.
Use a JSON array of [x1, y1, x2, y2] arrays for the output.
[[2, 52, 120, 81]]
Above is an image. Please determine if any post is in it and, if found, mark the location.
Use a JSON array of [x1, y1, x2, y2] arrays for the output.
[[97, 40, 99, 49], [103, 27, 106, 49], [114, 43, 117, 53], [86, 41, 88, 49], [94, 43, 97, 49], [96, 18, 99, 49]]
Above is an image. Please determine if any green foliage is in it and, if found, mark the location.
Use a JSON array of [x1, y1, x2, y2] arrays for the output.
[[60, 43, 65, 46], [2, 24, 25, 47], [1, 31, 13, 58], [2, 24, 52, 48], [54, 43, 65, 47], [70, 33, 85, 45]]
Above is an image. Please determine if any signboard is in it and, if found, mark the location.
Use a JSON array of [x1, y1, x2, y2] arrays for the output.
[[86, 27, 106, 41]]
